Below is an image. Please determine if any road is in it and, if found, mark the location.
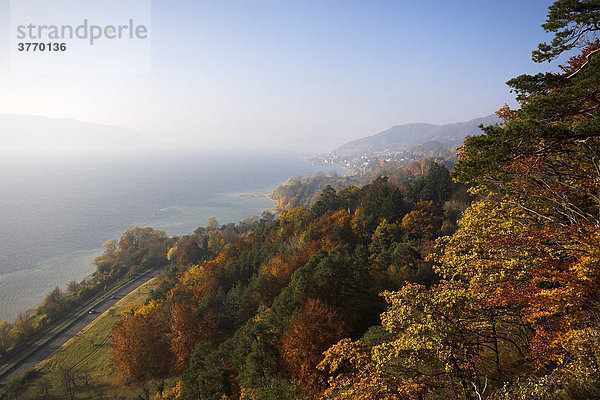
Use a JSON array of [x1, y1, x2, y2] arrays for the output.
[[0, 268, 162, 388], [303, 182, 323, 207]]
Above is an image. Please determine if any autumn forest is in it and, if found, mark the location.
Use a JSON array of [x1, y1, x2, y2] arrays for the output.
[[102, 2, 600, 398], [4, 0, 600, 399]]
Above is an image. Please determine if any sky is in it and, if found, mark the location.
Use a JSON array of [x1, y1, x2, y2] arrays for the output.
[[0, 0, 564, 150]]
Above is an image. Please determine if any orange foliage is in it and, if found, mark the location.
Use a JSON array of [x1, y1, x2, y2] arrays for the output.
[[496, 103, 519, 123], [112, 303, 173, 382], [318, 209, 354, 251], [401, 200, 441, 240], [558, 39, 600, 73], [280, 298, 348, 396], [169, 303, 203, 373]]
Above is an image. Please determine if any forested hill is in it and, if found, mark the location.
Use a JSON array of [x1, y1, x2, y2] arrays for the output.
[[333, 114, 500, 155], [5, 1, 600, 399], [104, 0, 599, 397], [108, 161, 467, 399]]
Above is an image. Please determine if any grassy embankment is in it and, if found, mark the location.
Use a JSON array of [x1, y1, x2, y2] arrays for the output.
[[4, 277, 170, 400]]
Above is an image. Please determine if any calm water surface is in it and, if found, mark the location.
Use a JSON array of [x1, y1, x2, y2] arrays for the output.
[[0, 149, 336, 321]]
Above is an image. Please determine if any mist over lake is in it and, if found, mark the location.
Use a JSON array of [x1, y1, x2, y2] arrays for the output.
[[0, 149, 338, 322]]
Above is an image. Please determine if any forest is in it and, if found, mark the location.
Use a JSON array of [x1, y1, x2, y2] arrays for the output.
[[110, 160, 466, 399], [107, 2, 600, 398], [3, 1, 600, 399]]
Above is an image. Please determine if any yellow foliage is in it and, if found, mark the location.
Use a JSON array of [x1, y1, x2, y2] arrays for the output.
[[154, 380, 183, 400], [167, 245, 177, 261], [135, 299, 161, 316]]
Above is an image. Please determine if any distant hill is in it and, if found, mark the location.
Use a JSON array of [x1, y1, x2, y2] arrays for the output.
[[409, 140, 453, 158], [0, 115, 153, 149], [333, 114, 501, 155]]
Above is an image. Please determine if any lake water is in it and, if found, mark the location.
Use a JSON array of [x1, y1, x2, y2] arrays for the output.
[[0, 149, 337, 322]]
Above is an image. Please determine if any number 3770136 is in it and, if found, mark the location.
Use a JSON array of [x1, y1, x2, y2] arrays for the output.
[[17, 42, 67, 51]]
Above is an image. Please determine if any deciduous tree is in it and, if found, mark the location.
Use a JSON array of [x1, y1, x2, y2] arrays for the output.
[[281, 298, 348, 396], [112, 303, 174, 382]]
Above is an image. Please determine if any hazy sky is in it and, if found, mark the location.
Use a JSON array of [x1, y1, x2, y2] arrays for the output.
[[0, 0, 562, 149]]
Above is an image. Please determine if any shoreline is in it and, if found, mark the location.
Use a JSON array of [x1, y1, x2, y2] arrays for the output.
[[0, 156, 340, 323], [0, 249, 100, 323]]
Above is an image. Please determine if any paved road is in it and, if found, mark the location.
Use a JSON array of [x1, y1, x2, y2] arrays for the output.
[[0, 268, 162, 387], [304, 182, 323, 207]]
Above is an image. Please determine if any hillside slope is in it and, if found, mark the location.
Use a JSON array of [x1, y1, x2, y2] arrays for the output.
[[0, 115, 152, 149], [334, 114, 500, 154]]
